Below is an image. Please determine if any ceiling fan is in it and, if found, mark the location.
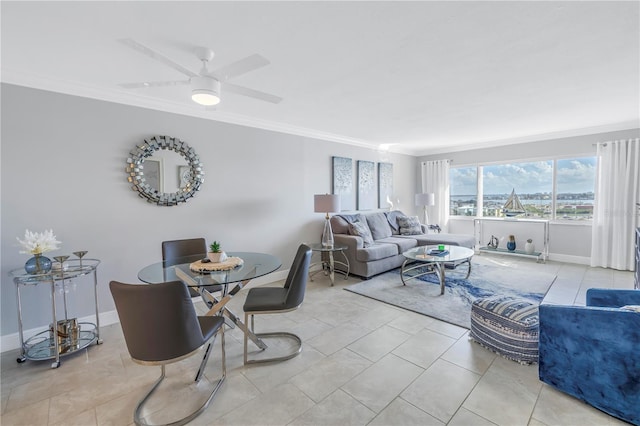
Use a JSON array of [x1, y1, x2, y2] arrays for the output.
[[118, 38, 282, 106]]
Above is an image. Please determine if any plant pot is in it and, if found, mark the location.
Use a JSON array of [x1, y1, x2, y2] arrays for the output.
[[525, 242, 535, 255], [207, 251, 228, 263]]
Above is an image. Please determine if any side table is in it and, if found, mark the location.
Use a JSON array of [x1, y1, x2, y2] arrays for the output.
[[308, 243, 350, 286], [10, 258, 102, 368]]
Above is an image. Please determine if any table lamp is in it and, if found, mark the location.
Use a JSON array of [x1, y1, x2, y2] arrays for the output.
[[314, 194, 341, 247], [415, 193, 435, 225]]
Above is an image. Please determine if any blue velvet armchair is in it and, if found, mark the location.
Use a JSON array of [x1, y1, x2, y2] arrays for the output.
[[539, 288, 640, 425]]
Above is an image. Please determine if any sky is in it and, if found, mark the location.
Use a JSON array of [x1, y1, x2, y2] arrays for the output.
[[451, 157, 597, 195]]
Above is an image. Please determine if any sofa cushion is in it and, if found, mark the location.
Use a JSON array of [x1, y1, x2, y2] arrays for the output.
[[398, 216, 423, 235], [332, 214, 363, 234], [355, 243, 398, 262], [366, 213, 393, 240], [376, 236, 417, 254], [331, 215, 350, 235], [349, 221, 374, 247], [385, 210, 405, 233]]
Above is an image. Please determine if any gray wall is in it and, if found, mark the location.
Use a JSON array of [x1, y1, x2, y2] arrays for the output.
[[418, 128, 640, 260], [0, 84, 419, 341]]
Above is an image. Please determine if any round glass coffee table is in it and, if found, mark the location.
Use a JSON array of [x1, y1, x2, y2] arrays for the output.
[[401, 245, 474, 294]]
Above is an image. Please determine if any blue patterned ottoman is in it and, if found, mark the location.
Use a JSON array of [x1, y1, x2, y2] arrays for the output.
[[469, 296, 540, 364]]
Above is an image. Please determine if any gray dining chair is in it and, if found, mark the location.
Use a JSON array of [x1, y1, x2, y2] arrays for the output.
[[243, 244, 312, 364], [162, 238, 222, 298], [110, 280, 226, 426]]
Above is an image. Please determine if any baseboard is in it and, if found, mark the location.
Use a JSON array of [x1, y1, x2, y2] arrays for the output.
[[1, 269, 289, 354], [548, 253, 591, 265]]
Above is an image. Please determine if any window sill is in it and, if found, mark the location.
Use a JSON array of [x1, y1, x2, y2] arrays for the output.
[[450, 216, 593, 226]]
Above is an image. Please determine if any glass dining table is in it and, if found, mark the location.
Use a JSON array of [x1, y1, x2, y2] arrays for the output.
[[138, 251, 282, 350]]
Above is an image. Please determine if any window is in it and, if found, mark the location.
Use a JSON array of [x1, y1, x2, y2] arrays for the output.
[[450, 166, 477, 216], [450, 156, 595, 221], [482, 161, 552, 219], [555, 157, 596, 220]]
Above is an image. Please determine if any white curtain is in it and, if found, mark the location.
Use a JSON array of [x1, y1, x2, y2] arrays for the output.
[[421, 160, 450, 231], [590, 139, 640, 270]]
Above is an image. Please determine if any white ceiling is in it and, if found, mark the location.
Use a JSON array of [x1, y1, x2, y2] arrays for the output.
[[2, 1, 638, 155]]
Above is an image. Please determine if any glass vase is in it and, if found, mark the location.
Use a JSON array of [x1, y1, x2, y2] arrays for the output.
[[321, 218, 334, 248], [25, 253, 52, 274]]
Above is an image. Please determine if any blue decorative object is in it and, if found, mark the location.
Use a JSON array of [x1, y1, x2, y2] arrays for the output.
[[539, 288, 640, 425], [507, 235, 516, 251], [24, 254, 52, 274], [470, 296, 540, 364]]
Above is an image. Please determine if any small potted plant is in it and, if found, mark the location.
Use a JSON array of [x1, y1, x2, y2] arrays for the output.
[[208, 241, 228, 263]]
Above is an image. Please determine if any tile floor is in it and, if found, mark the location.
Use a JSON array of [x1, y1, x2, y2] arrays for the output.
[[1, 255, 635, 426]]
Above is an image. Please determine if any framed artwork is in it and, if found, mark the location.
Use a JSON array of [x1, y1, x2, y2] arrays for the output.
[[332, 156, 354, 211], [357, 160, 376, 210], [143, 157, 163, 192], [378, 162, 393, 209]]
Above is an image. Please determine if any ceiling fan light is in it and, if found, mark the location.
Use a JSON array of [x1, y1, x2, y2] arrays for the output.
[[191, 76, 221, 106], [192, 90, 220, 106]]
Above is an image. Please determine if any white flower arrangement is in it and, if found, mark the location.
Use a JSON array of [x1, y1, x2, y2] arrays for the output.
[[16, 229, 61, 255]]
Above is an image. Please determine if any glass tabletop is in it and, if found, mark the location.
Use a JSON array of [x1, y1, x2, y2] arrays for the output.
[[403, 245, 474, 263], [10, 259, 101, 283], [307, 243, 348, 252], [137, 252, 282, 287]]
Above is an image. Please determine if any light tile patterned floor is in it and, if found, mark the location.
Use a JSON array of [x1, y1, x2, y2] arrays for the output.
[[1, 256, 634, 425]]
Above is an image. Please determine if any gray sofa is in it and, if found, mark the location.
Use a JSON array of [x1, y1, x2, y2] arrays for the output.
[[331, 210, 475, 278]]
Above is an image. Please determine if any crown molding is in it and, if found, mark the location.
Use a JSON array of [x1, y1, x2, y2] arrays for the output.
[[1, 69, 413, 153], [413, 121, 640, 157], [3, 70, 634, 158]]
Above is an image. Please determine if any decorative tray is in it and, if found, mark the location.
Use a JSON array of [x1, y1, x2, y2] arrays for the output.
[[189, 257, 244, 272]]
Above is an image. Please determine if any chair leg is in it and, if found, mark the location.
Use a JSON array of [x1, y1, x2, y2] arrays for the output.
[[194, 341, 213, 382], [133, 327, 226, 426], [243, 311, 302, 365], [243, 312, 250, 365], [133, 365, 166, 426]]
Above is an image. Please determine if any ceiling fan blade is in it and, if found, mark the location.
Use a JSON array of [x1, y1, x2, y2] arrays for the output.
[[209, 54, 270, 81], [223, 83, 283, 104], [118, 80, 190, 89], [119, 38, 197, 78]]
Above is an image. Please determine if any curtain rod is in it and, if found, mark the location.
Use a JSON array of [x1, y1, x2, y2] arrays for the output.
[[421, 159, 452, 165]]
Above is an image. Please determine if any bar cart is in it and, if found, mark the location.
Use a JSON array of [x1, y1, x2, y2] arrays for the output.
[[10, 257, 102, 368]]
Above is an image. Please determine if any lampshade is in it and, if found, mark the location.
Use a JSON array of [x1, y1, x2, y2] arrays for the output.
[[314, 194, 341, 213], [415, 193, 435, 207], [191, 76, 221, 106]]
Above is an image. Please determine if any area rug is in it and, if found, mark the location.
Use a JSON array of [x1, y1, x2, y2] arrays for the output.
[[344, 259, 556, 328]]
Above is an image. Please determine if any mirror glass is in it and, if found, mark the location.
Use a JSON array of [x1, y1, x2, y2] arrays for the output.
[[125, 135, 204, 206], [145, 151, 190, 194]]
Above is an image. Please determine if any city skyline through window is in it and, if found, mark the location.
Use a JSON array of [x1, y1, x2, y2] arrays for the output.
[[450, 157, 596, 220]]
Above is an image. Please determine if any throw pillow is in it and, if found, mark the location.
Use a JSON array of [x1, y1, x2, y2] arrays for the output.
[[349, 220, 375, 247], [398, 215, 423, 235], [366, 213, 393, 240]]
